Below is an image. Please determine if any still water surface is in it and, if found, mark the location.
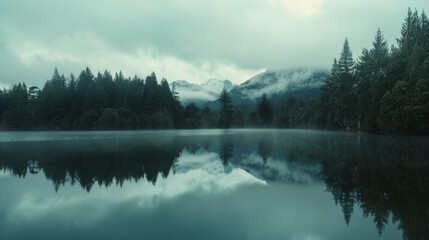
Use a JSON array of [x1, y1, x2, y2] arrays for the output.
[[0, 129, 428, 240]]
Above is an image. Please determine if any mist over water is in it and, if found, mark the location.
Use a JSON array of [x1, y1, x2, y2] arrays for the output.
[[0, 129, 428, 240]]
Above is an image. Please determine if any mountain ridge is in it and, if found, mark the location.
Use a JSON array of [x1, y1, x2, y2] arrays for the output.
[[172, 68, 328, 108]]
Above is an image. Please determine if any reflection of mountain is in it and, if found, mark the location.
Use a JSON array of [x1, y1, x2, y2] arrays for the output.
[[0, 130, 428, 240], [238, 153, 321, 183]]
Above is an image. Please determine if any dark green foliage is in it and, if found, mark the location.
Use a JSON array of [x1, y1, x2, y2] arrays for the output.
[[0, 67, 184, 130], [275, 97, 320, 128], [356, 29, 390, 132], [316, 8, 429, 134], [0, 89, 8, 123], [378, 9, 429, 134], [258, 94, 273, 126], [184, 103, 202, 128], [218, 88, 234, 128], [1, 83, 31, 129], [320, 38, 357, 130]]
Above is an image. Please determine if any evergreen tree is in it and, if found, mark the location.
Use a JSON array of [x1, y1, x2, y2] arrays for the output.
[[380, 9, 429, 134], [38, 68, 70, 128], [321, 38, 357, 130], [184, 103, 201, 128], [356, 29, 390, 132], [320, 59, 340, 127], [338, 38, 355, 76], [0, 89, 7, 124], [218, 88, 234, 128], [258, 94, 273, 126], [1, 83, 30, 129], [76, 67, 94, 115]]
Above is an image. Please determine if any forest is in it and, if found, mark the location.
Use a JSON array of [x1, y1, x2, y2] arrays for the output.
[[0, 8, 428, 134]]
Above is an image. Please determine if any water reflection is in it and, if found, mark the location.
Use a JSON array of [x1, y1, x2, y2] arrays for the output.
[[0, 130, 428, 240]]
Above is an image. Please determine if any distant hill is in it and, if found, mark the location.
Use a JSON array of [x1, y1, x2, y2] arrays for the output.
[[172, 79, 235, 106], [203, 69, 328, 110]]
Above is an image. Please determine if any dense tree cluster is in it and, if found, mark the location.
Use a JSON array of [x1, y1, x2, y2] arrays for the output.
[[0, 68, 187, 130], [218, 88, 234, 128], [320, 8, 429, 134]]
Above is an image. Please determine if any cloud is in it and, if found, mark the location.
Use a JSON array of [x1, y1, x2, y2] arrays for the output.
[[239, 69, 324, 100], [0, 0, 428, 87], [6, 148, 265, 223], [9, 166, 264, 223], [271, 0, 323, 17], [6, 32, 260, 86]]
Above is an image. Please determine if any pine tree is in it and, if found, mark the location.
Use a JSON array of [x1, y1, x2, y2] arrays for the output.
[[321, 38, 357, 130], [320, 59, 340, 127], [338, 38, 355, 76], [218, 88, 234, 128], [1, 83, 30, 129], [356, 29, 390, 132], [258, 94, 273, 126]]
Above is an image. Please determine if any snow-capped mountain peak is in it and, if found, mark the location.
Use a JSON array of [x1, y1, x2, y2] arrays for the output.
[[172, 79, 236, 105], [201, 79, 234, 93], [172, 69, 328, 107], [227, 68, 328, 103]]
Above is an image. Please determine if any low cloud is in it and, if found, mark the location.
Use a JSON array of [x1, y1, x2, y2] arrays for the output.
[[5, 33, 260, 87]]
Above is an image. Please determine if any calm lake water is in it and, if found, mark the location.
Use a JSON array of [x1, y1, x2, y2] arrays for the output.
[[0, 129, 428, 240]]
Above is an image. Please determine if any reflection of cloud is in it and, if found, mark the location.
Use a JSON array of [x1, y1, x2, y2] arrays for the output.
[[174, 150, 225, 175], [0, 170, 10, 178], [9, 156, 265, 223]]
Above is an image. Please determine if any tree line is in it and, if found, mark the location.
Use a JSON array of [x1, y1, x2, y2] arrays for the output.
[[0, 68, 187, 130], [315, 8, 429, 134], [248, 8, 428, 134], [1, 8, 428, 133], [231, 7, 429, 134]]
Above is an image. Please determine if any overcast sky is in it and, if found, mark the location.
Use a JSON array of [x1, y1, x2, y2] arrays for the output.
[[0, 0, 428, 87]]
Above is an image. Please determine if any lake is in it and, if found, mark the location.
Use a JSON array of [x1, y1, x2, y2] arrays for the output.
[[0, 129, 428, 240]]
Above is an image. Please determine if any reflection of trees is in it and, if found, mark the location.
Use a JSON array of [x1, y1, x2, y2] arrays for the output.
[[320, 135, 429, 240], [0, 131, 428, 240], [242, 131, 429, 240], [257, 138, 272, 164], [0, 138, 184, 192], [219, 135, 234, 168]]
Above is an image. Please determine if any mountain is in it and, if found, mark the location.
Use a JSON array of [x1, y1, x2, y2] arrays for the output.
[[203, 69, 328, 110], [229, 69, 327, 104], [172, 79, 234, 105], [173, 69, 327, 108]]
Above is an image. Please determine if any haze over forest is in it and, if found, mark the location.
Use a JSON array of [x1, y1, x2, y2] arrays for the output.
[[0, 2, 429, 135]]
